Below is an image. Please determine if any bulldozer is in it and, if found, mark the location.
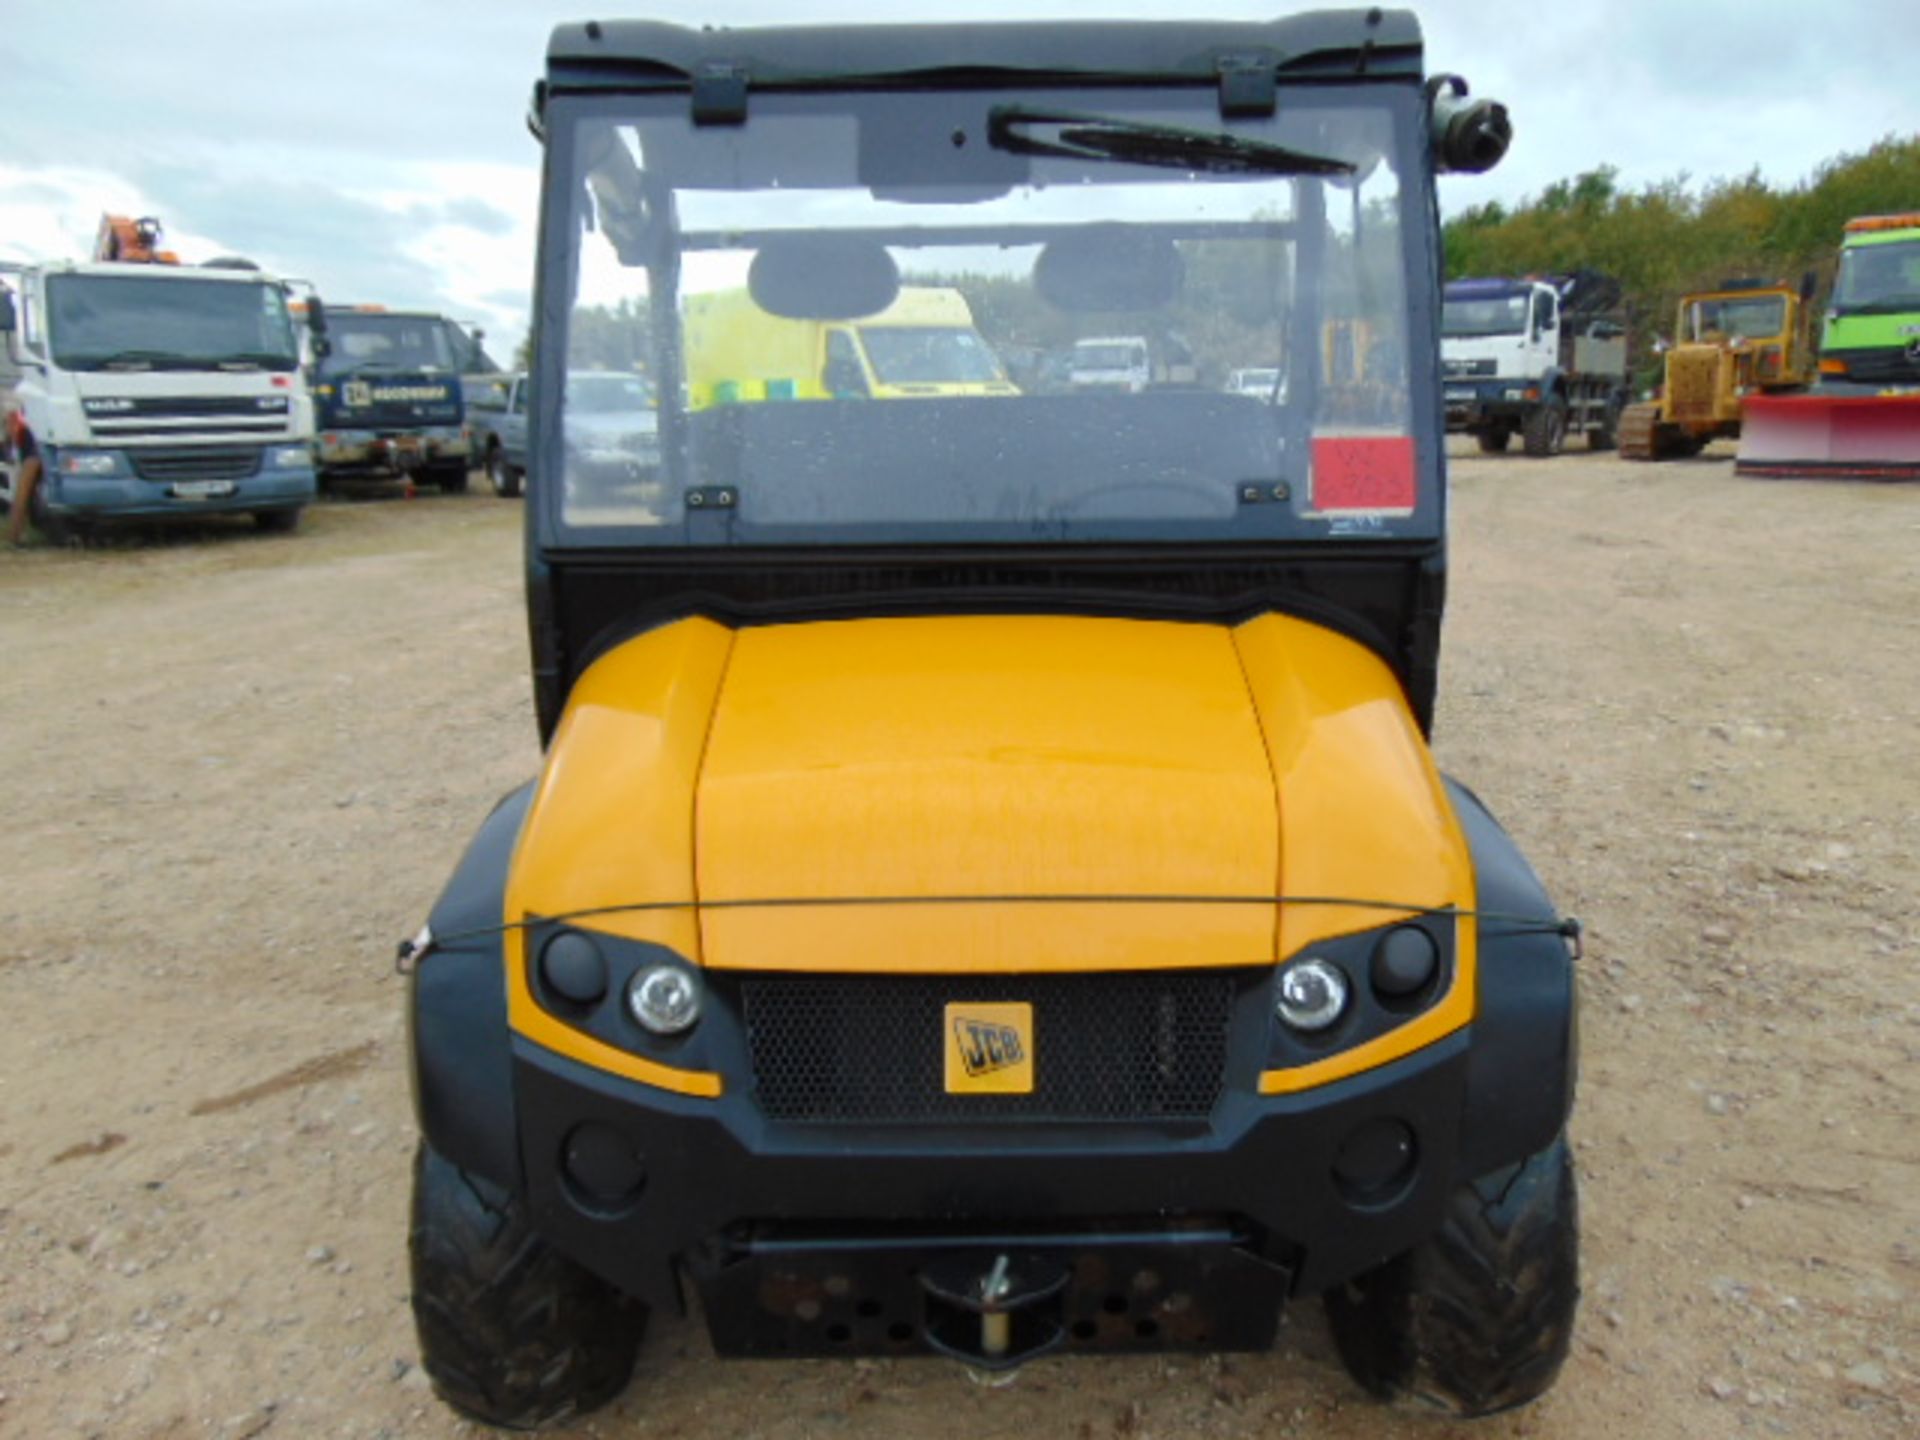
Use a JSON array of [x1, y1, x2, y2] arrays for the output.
[[1736, 214, 1920, 481], [1619, 278, 1814, 461]]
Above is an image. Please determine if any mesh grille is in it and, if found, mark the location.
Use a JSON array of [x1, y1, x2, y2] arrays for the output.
[[736, 970, 1245, 1124], [130, 446, 263, 482]]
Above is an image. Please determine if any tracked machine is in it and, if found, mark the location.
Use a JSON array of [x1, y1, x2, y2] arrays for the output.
[[400, 13, 1583, 1428], [1619, 278, 1816, 461], [1735, 214, 1920, 481]]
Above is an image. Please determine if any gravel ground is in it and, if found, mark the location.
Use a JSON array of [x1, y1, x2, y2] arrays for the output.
[[0, 444, 1915, 1439]]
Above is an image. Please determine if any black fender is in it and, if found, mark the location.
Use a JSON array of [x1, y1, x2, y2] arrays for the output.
[[408, 782, 534, 1189], [1445, 777, 1578, 1179]]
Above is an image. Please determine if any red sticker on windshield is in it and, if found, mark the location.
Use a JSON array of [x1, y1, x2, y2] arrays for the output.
[[1311, 436, 1417, 512]]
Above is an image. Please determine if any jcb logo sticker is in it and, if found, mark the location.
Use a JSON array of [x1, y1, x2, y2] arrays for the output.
[[944, 1003, 1034, 1095], [342, 381, 372, 408]]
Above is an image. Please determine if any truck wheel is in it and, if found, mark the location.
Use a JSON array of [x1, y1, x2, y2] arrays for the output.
[[487, 447, 523, 499], [1475, 427, 1511, 454], [1324, 1134, 1579, 1417], [27, 466, 76, 546], [410, 1141, 644, 1429], [436, 465, 471, 495], [253, 508, 302, 534], [1521, 400, 1567, 458]]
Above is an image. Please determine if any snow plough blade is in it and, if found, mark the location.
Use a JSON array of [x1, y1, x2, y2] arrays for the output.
[[1736, 392, 1920, 481]]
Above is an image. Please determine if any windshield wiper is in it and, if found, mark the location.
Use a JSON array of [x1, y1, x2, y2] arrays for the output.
[[213, 351, 297, 370], [989, 106, 1355, 177], [63, 349, 195, 372]]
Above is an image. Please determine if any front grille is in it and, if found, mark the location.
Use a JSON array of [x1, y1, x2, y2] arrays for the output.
[[1843, 350, 1920, 384], [736, 970, 1246, 1124], [1668, 352, 1719, 418], [129, 446, 263, 482]]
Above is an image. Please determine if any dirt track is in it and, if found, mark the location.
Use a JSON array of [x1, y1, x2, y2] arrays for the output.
[[1, 447, 1915, 1439]]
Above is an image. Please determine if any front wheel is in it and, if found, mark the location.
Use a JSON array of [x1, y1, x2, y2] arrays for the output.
[[410, 1141, 645, 1429], [1475, 427, 1512, 455], [1324, 1134, 1579, 1416], [487, 447, 523, 499], [1521, 400, 1567, 458], [253, 507, 302, 534], [434, 465, 471, 495]]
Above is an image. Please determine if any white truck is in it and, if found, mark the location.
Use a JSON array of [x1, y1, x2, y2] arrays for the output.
[[1068, 333, 1197, 392], [1, 258, 317, 539], [1440, 272, 1631, 456]]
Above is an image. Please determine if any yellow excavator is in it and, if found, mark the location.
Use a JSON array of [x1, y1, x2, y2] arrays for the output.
[[1619, 278, 1815, 461]]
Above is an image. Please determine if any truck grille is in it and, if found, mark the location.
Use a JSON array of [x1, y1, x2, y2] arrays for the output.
[[736, 970, 1246, 1124], [130, 446, 264, 482], [1842, 351, 1920, 385]]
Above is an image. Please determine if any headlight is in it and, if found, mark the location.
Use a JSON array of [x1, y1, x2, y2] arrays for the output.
[[60, 451, 119, 476], [627, 965, 702, 1035], [1277, 957, 1349, 1032], [268, 445, 312, 468]]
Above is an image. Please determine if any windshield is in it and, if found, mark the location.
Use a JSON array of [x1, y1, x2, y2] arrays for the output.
[[549, 85, 1429, 544], [567, 372, 654, 413], [1074, 343, 1147, 371], [860, 326, 1006, 384], [1833, 238, 1920, 315], [1441, 292, 1528, 338], [318, 312, 456, 375], [1685, 294, 1787, 341], [46, 274, 297, 371]]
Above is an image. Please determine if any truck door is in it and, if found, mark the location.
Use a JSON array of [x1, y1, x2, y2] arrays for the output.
[[1532, 288, 1559, 375]]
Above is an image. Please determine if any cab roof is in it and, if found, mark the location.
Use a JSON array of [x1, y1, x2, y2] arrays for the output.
[[544, 12, 1424, 115]]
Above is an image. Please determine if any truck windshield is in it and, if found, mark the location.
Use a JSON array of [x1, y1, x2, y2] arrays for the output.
[[548, 85, 1431, 545], [1685, 295, 1786, 341], [1441, 292, 1528, 338], [1075, 343, 1146, 370], [318, 313, 456, 375], [860, 327, 1006, 385], [1832, 239, 1920, 315], [47, 274, 298, 371]]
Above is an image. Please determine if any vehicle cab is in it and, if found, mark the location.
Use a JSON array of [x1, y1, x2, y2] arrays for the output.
[[0, 260, 317, 535]]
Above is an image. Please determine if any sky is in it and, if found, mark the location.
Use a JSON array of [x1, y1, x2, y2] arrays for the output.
[[2, 1, 1913, 358]]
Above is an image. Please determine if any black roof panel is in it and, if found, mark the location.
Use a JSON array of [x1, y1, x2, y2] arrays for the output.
[[545, 12, 1424, 93]]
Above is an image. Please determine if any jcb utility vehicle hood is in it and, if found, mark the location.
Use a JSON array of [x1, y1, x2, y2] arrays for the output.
[[503, 613, 1473, 975]]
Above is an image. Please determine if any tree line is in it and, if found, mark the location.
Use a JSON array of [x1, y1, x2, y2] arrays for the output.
[[1443, 135, 1920, 377]]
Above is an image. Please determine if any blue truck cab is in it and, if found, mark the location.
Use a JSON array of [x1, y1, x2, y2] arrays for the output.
[[307, 304, 470, 491]]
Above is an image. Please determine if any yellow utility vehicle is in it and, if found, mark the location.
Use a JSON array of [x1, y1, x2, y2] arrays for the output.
[[684, 285, 1017, 407], [401, 13, 1578, 1429], [1619, 279, 1814, 461]]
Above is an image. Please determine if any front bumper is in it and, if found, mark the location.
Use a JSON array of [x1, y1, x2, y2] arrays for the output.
[[512, 1022, 1471, 1352], [47, 458, 314, 520], [1443, 379, 1539, 428], [317, 426, 469, 473]]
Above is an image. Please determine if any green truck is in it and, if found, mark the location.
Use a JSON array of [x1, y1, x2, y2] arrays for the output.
[[1736, 212, 1920, 480]]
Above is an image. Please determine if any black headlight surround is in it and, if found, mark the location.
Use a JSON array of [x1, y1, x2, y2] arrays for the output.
[[1266, 917, 1455, 1068]]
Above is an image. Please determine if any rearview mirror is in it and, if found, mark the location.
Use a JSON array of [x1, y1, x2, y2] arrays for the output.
[[0, 290, 16, 334]]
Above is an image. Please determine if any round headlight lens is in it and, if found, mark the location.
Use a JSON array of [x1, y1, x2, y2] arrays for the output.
[[627, 965, 702, 1035], [1277, 957, 1350, 1032]]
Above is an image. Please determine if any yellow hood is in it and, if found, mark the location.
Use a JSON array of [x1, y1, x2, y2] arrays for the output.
[[503, 612, 1472, 977]]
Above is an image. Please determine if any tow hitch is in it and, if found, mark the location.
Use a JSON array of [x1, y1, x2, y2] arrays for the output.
[[920, 1251, 1070, 1370]]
